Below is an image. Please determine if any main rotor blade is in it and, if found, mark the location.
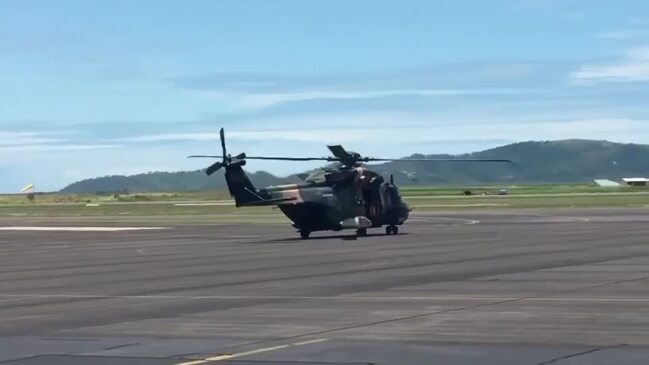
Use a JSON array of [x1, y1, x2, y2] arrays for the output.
[[246, 156, 334, 161], [219, 128, 226, 157], [327, 145, 349, 159], [188, 155, 334, 161], [363, 158, 513, 162]]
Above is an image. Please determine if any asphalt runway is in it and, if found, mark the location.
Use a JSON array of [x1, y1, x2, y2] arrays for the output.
[[2, 208, 649, 364]]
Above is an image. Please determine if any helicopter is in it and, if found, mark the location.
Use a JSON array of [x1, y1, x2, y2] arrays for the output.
[[190, 128, 511, 239]]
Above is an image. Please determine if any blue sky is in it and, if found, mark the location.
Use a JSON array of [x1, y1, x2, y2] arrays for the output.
[[2, 0, 649, 192]]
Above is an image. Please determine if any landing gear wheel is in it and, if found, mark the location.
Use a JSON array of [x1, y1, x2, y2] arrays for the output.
[[300, 230, 310, 239], [392, 225, 399, 235], [356, 228, 367, 237], [385, 226, 393, 235]]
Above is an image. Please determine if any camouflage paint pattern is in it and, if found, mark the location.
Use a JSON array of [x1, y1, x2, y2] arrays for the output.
[[225, 162, 409, 233]]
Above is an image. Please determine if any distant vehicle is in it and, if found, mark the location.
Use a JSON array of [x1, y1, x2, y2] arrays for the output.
[[498, 188, 508, 195], [400, 170, 418, 182], [191, 129, 511, 239]]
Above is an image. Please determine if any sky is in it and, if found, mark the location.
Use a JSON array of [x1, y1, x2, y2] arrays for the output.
[[2, 0, 649, 192]]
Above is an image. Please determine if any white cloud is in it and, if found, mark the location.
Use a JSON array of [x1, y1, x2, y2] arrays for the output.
[[0, 144, 120, 152], [0, 131, 65, 146], [5, 114, 649, 192], [0, 144, 187, 192], [119, 133, 222, 143], [195, 88, 531, 109], [572, 46, 649, 83], [117, 114, 649, 148]]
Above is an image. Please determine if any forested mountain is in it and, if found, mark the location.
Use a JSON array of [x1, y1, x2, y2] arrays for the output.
[[60, 140, 649, 193]]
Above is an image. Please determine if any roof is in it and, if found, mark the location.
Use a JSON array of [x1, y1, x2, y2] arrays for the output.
[[593, 179, 620, 187]]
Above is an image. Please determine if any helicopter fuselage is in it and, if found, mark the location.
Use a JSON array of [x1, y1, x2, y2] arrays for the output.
[[259, 179, 410, 234]]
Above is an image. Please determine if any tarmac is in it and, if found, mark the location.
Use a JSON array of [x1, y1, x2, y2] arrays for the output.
[[1, 208, 649, 364]]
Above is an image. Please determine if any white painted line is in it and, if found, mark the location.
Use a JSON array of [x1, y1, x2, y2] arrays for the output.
[[3, 314, 47, 322], [291, 338, 331, 346], [176, 338, 329, 365], [2, 293, 648, 303], [85, 203, 100, 207], [514, 213, 590, 223], [411, 217, 480, 225], [0, 226, 168, 232], [434, 217, 480, 225]]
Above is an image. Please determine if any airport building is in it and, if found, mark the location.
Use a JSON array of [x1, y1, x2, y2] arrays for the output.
[[622, 177, 649, 186]]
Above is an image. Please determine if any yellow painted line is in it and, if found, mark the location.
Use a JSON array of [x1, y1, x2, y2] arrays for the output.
[[174, 202, 234, 206], [412, 203, 509, 207], [175, 338, 329, 365], [0, 226, 167, 232]]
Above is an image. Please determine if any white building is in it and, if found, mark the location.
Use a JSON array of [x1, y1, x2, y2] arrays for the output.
[[622, 178, 649, 186]]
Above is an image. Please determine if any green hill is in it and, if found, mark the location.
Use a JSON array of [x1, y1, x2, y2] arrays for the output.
[[61, 170, 300, 194], [377, 139, 649, 185], [60, 139, 649, 193]]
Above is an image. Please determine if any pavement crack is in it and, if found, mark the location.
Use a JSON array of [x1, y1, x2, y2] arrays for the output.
[[102, 342, 140, 350], [261, 296, 525, 341], [255, 273, 649, 342], [571, 274, 649, 291], [536, 344, 627, 364]]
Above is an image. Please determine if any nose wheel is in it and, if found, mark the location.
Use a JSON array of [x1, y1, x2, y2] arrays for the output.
[[356, 228, 367, 237], [385, 225, 399, 235], [299, 230, 310, 239]]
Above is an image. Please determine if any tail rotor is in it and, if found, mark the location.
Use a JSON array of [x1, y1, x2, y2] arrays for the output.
[[205, 128, 229, 176]]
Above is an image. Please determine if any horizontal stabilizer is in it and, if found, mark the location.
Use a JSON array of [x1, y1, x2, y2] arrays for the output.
[[238, 196, 298, 207]]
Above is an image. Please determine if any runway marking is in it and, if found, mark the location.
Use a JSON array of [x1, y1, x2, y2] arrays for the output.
[[434, 217, 480, 225], [0, 226, 168, 232], [2, 293, 649, 303], [46, 244, 70, 249], [513, 213, 590, 223], [2, 314, 47, 322], [412, 203, 508, 207], [410, 216, 480, 226], [176, 338, 329, 364]]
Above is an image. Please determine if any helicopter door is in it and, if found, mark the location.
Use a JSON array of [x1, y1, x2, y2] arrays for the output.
[[363, 178, 383, 226], [361, 188, 379, 225]]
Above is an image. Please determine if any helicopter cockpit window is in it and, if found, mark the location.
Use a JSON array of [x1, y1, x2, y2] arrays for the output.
[[304, 163, 343, 183]]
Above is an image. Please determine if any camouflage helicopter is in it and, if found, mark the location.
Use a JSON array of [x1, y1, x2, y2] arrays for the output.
[[190, 129, 510, 239]]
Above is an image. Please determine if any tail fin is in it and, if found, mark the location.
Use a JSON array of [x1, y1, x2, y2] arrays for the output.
[[189, 127, 266, 207], [224, 163, 263, 207]]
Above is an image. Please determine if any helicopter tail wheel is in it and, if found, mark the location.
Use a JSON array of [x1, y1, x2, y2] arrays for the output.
[[300, 230, 310, 239], [356, 228, 367, 237]]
